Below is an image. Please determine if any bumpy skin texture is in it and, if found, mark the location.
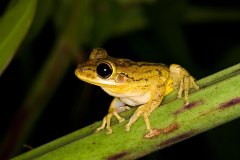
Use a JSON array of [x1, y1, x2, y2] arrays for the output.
[[75, 48, 199, 136]]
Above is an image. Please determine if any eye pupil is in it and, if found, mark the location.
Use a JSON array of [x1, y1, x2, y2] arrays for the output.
[[96, 62, 113, 79]]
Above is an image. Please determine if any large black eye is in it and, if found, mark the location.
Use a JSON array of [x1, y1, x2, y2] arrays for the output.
[[96, 62, 113, 79]]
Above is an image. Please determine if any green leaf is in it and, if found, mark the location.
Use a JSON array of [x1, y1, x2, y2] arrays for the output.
[[89, 0, 147, 47], [116, 0, 157, 5], [12, 63, 240, 159], [185, 6, 240, 23], [0, 0, 94, 159], [0, 0, 37, 76]]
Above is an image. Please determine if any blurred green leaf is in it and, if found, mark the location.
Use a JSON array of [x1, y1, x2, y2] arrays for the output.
[[185, 6, 240, 23], [0, 0, 37, 76], [116, 0, 157, 5], [26, 0, 55, 42], [52, 0, 75, 34], [90, 0, 147, 47], [0, 0, 94, 159]]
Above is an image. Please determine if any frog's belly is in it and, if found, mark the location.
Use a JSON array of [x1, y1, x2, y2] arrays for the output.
[[101, 87, 151, 106], [119, 94, 150, 106]]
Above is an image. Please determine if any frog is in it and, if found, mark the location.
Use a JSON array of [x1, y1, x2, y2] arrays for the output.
[[75, 48, 199, 137]]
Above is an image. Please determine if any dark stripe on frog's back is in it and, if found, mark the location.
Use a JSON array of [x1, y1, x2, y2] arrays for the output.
[[117, 60, 170, 82], [114, 58, 168, 68]]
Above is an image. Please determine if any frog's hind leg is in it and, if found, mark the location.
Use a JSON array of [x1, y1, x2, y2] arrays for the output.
[[178, 76, 199, 105], [179, 77, 190, 105], [95, 113, 113, 134], [170, 64, 199, 105], [190, 76, 200, 90]]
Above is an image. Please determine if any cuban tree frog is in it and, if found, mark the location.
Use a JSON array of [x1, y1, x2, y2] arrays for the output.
[[75, 48, 199, 137]]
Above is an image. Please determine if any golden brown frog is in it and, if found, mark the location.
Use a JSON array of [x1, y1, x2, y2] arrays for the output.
[[75, 48, 199, 137]]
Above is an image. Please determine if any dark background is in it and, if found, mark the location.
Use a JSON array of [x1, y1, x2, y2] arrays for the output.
[[0, 0, 240, 159]]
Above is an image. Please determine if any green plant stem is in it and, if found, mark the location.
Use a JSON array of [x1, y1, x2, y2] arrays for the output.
[[12, 63, 240, 160]]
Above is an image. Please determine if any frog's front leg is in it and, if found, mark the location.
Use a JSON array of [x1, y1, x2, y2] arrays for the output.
[[170, 64, 199, 105], [125, 86, 165, 136], [95, 98, 130, 134]]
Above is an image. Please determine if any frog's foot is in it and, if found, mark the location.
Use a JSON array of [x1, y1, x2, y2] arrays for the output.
[[190, 76, 200, 90], [95, 113, 114, 134], [118, 117, 125, 123], [178, 76, 199, 105], [124, 106, 131, 110], [113, 111, 125, 123], [125, 124, 131, 132], [106, 127, 112, 134], [96, 124, 113, 135], [144, 129, 161, 138]]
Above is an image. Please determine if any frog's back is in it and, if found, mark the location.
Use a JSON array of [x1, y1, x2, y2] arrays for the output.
[[114, 58, 170, 81]]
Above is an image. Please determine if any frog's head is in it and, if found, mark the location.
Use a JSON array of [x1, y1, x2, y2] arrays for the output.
[[75, 48, 130, 87]]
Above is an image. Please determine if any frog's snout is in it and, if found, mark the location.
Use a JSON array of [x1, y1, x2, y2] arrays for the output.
[[75, 65, 84, 78]]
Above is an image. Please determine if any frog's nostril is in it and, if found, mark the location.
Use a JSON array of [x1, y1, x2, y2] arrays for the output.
[[80, 66, 85, 72], [76, 65, 85, 73]]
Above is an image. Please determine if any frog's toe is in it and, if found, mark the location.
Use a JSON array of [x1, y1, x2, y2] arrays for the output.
[[184, 100, 189, 105], [195, 85, 200, 90], [125, 124, 131, 132], [118, 117, 125, 123], [177, 94, 182, 99], [124, 106, 131, 110], [95, 126, 104, 132], [144, 129, 161, 138], [106, 127, 112, 134]]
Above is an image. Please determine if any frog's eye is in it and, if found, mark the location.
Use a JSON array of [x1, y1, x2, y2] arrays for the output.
[[96, 62, 113, 79]]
